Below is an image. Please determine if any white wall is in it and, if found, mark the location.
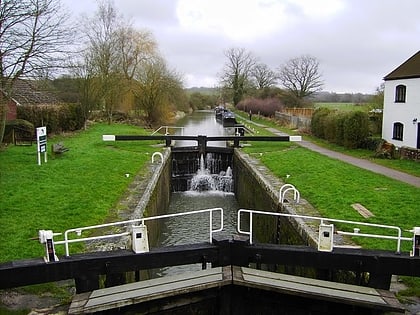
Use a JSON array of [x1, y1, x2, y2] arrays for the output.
[[382, 78, 420, 148]]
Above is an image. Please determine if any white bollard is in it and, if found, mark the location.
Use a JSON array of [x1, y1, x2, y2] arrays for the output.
[[131, 225, 149, 254], [318, 224, 334, 252]]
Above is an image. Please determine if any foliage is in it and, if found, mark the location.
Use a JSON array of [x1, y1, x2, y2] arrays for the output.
[[311, 108, 370, 149], [134, 58, 184, 126], [188, 92, 218, 110], [17, 104, 85, 134], [343, 111, 370, 149], [236, 97, 284, 117], [281, 91, 314, 108], [0, 0, 74, 143], [311, 107, 331, 139], [0, 123, 161, 262], [50, 76, 82, 104], [81, 1, 158, 124], [368, 83, 385, 109]]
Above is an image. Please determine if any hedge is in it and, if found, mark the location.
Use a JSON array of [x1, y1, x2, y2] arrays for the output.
[[311, 108, 370, 149], [17, 103, 84, 134]]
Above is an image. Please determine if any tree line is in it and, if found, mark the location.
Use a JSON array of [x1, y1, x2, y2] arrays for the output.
[[0, 0, 188, 143], [0, 0, 383, 143], [218, 48, 324, 109]]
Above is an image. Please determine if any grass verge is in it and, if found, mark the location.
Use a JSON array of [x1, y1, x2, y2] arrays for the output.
[[0, 123, 161, 262]]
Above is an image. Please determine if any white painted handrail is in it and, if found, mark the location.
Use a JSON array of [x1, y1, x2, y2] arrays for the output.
[[151, 126, 184, 135], [237, 209, 412, 253], [54, 207, 223, 256]]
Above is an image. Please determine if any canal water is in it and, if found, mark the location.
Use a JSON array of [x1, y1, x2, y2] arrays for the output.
[[153, 110, 240, 276]]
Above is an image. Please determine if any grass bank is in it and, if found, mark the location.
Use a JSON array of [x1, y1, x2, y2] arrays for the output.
[[0, 123, 161, 262], [236, 111, 420, 177]]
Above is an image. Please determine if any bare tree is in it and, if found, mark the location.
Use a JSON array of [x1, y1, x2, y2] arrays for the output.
[[220, 48, 256, 106], [84, 0, 121, 124], [70, 50, 101, 129], [83, 0, 159, 123], [278, 55, 323, 100], [0, 0, 74, 143], [251, 63, 278, 89]]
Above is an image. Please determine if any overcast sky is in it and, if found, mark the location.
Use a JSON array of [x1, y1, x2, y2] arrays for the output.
[[63, 0, 420, 94]]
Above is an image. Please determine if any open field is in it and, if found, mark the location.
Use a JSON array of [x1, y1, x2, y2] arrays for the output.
[[314, 102, 373, 112]]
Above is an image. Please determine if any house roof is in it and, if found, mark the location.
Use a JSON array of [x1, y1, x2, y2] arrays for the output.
[[3, 79, 61, 106], [384, 50, 420, 81]]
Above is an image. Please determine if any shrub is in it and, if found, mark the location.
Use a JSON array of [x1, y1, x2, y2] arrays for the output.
[[334, 112, 346, 146], [17, 103, 84, 134], [236, 97, 284, 117], [311, 107, 331, 139], [343, 111, 370, 149], [323, 112, 338, 143]]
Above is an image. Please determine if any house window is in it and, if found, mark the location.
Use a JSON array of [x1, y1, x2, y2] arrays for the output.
[[392, 122, 404, 141], [395, 85, 406, 103]]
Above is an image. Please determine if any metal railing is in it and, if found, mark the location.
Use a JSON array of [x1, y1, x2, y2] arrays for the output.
[[279, 184, 300, 204], [151, 126, 184, 135], [237, 209, 412, 253], [53, 208, 223, 256]]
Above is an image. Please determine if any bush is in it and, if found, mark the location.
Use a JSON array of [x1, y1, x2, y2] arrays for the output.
[[17, 103, 84, 134], [311, 107, 331, 139], [311, 109, 370, 149], [323, 112, 338, 143], [334, 112, 346, 146], [360, 136, 383, 151], [236, 97, 284, 117], [343, 111, 369, 149]]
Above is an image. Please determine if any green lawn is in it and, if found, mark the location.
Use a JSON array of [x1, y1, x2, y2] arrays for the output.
[[1, 119, 419, 301], [0, 123, 161, 262], [243, 141, 419, 250], [235, 110, 420, 252]]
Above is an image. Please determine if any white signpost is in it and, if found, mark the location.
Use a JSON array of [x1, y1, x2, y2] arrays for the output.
[[36, 126, 47, 165]]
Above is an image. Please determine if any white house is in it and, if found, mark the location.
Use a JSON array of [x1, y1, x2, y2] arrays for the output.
[[382, 51, 420, 149]]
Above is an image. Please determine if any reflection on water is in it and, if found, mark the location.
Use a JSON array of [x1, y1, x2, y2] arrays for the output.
[[151, 110, 239, 277], [153, 191, 239, 277], [174, 110, 232, 147]]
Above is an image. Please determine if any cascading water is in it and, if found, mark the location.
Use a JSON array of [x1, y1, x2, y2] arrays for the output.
[[189, 154, 233, 192]]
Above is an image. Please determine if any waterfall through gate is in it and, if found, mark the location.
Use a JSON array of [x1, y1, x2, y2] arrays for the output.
[[189, 154, 233, 192]]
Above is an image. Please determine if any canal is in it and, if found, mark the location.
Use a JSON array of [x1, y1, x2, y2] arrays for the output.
[[153, 110, 240, 276]]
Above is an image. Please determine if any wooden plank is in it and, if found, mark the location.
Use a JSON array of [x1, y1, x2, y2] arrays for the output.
[[91, 267, 223, 298], [352, 203, 374, 218], [235, 267, 404, 312], [69, 267, 224, 314], [70, 266, 404, 314], [240, 267, 379, 296]]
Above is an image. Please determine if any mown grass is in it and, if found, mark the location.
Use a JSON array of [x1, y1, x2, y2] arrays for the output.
[[238, 109, 420, 251], [244, 141, 418, 247], [235, 109, 420, 177], [0, 123, 161, 262], [1, 117, 420, 299]]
